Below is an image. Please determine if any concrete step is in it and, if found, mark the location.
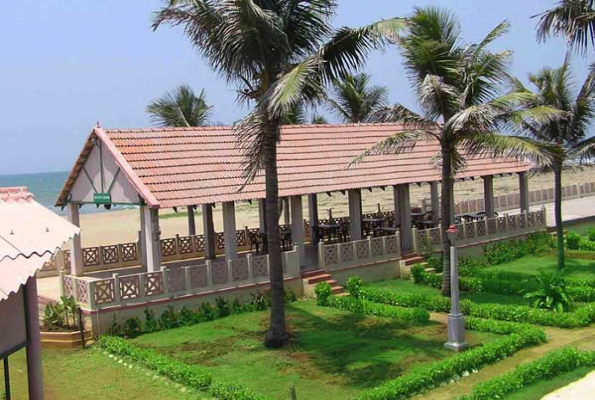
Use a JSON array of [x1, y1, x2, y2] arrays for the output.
[[331, 286, 344, 295], [424, 267, 437, 273], [307, 274, 333, 285], [405, 257, 425, 266], [302, 269, 326, 278]]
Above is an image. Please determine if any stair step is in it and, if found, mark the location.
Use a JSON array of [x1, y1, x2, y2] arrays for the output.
[[307, 274, 332, 284], [424, 267, 437, 273], [302, 269, 326, 278], [405, 257, 425, 266], [331, 286, 344, 294]]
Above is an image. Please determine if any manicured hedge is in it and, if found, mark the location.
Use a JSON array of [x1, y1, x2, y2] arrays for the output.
[[98, 336, 266, 400], [459, 348, 595, 400], [354, 317, 546, 400], [357, 286, 595, 328], [326, 295, 430, 324]]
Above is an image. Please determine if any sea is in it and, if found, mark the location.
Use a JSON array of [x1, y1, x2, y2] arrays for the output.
[[0, 171, 132, 216]]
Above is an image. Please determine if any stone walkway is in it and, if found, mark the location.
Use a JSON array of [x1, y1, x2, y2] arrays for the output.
[[410, 314, 595, 400], [542, 370, 595, 399]]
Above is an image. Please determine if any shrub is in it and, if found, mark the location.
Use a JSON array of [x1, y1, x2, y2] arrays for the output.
[[410, 264, 425, 284], [326, 295, 430, 324], [121, 317, 143, 338], [345, 276, 364, 298], [355, 318, 545, 400], [215, 297, 231, 318], [566, 231, 581, 250], [42, 295, 79, 331], [460, 348, 595, 400], [285, 289, 298, 303], [199, 302, 216, 321], [523, 270, 574, 312], [314, 282, 332, 306], [588, 227, 595, 242], [250, 291, 270, 310], [159, 305, 181, 330], [410, 264, 441, 288], [143, 308, 158, 333], [425, 254, 443, 273]]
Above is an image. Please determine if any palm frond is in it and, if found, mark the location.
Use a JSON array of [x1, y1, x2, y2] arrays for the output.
[[370, 103, 439, 133], [234, 109, 267, 184], [146, 85, 212, 127]]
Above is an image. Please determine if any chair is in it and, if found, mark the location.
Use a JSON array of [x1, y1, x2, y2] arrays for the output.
[[339, 221, 351, 242], [248, 231, 264, 254]]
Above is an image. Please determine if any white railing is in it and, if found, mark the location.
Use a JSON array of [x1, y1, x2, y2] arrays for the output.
[[318, 233, 402, 271], [414, 208, 547, 252], [62, 247, 301, 311]]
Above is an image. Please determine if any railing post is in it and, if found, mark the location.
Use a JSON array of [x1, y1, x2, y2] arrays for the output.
[[367, 236, 373, 260], [206, 260, 214, 287], [472, 220, 479, 238], [184, 266, 192, 292], [503, 213, 509, 233], [247, 253, 254, 282], [59, 270, 65, 297], [138, 273, 146, 301], [227, 260, 234, 284], [175, 234, 181, 256], [161, 266, 169, 296], [411, 227, 419, 253], [112, 273, 121, 304], [88, 281, 97, 310], [318, 242, 326, 268]]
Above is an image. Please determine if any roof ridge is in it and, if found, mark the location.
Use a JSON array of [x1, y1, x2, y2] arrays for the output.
[[0, 186, 34, 203]]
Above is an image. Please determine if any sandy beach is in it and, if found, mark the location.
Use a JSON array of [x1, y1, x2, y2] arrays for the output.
[[76, 168, 595, 247]]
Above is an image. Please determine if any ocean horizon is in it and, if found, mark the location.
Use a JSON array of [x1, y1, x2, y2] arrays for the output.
[[0, 171, 135, 215]]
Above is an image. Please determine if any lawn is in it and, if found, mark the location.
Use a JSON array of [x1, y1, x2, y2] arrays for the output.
[[132, 300, 500, 400], [0, 348, 204, 400], [370, 278, 532, 306], [502, 366, 593, 400], [488, 254, 595, 279]]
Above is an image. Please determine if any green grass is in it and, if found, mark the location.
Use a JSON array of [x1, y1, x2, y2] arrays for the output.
[[132, 300, 500, 400], [0, 348, 205, 400], [369, 279, 532, 306], [502, 366, 593, 400], [489, 254, 595, 279]]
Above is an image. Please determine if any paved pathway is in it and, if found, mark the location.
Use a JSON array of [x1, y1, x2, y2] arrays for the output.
[[542, 370, 595, 400], [410, 314, 595, 400]]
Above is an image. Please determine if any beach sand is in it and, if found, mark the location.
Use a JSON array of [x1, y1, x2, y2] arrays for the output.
[[77, 168, 595, 247]]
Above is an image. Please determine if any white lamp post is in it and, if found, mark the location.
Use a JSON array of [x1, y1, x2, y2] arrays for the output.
[[444, 224, 468, 352]]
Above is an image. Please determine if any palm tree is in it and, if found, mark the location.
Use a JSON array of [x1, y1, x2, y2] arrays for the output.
[[154, 0, 405, 347], [511, 61, 595, 269], [535, 0, 595, 55], [311, 114, 328, 124], [353, 7, 558, 295], [147, 85, 212, 127], [328, 73, 388, 123], [280, 102, 307, 125]]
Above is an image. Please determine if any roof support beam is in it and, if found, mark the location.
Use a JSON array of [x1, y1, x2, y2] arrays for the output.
[[308, 194, 319, 245], [202, 204, 216, 260], [290, 196, 305, 266], [222, 201, 238, 261], [519, 172, 530, 213], [348, 189, 363, 241], [430, 181, 440, 223], [67, 203, 84, 277], [142, 206, 162, 272], [187, 205, 196, 236], [483, 176, 495, 218], [395, 184, 412, 252]]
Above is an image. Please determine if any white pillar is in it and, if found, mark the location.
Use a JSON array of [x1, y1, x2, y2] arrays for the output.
[[282, 197, 291, 225], [187, 205, 196, 236], [430, 181, 440, 223], [396, 184, 413, 252], [222, 201, 238, 261], [258, 198, 267, 234], [142, 206, 162, 272], [519, 172, 530, 213], [202, 203, 216, 260], [290, 196, 305, 264], [25, 277, 44, 400], [67, 203, 84, 277], [483, 175, 495, 218], [139, 207, 147, 270], [308, 194, 319, 243], [348, 189, 363, 240]]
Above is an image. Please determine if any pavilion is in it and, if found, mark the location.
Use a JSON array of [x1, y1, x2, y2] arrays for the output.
[[56, 123, 531, 277]]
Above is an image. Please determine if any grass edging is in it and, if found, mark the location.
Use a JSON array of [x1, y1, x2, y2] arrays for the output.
[[457, 348, 595, 400], [326, 295, 430, 324], [352, 314, 546, 400], [97, 336, 267, 400]]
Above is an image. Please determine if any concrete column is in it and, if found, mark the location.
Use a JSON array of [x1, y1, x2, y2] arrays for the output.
[[142, 206, 162, 272], [24, 277, 44, 400], [348, 189, 363, 240], [139, 207, 147, 270], [282, 197, 291, 225], [202, 204, 216, 260], [483, 175, 495, 218], [67, 203, 84, 277], [290, 196, 306, 264], [187, 205, 196, 236], [430, 181, 440, 223], [308, 194, 319, 244], [393, 186, 400, 226], [258, 198, 267, 234], [396, 184, 412, 251], [519, 172, 530, 213], [222, 201, 238, 261]]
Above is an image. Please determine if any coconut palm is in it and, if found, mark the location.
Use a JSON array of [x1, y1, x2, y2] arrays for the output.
[[535, 0, 595, 55], [511, 61, 595, 269], [147, 85, 212, 127], [153, 0, 405, 347], [311, 113, 328, 124], [328, 73, 388, 123], [353, 7, 559, 295]]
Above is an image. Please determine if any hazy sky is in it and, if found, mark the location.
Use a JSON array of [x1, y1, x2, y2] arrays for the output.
[[1, 0, 590, 175]]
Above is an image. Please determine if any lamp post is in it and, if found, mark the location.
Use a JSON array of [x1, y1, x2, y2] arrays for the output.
[[444, 224, 468, 352]]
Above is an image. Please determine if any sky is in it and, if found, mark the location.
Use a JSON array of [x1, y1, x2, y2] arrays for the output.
[[0, 0, 591, 175]]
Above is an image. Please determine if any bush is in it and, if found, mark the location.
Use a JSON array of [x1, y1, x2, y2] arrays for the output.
[[345, 276, 364, 298], [355, 318, 545, 400], [215, 297, 231, 318], [410, 264, 441, 288], [566, 231, 582, 250], [523, 270, 574, 312], [98, 336, 266, 400], [326, 295, 430, 324], [460, 348, 595, 400], [121, 317, 143, 338], [159, 305, 180, 330], [588, 227, 595, 242], [314, 282, 332, 306], [143, 308, 158, 333]]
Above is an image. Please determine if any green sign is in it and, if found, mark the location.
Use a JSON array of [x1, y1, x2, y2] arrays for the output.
[[93, 193, 112, 204]]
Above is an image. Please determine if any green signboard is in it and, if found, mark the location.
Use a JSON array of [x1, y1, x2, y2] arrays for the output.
[[93, 192, 112, 204]]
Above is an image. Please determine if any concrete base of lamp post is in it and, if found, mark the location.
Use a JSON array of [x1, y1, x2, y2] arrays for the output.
[[444, 313, 467, 352]]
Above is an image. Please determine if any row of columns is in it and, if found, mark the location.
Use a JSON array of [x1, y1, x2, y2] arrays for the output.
[[66, 172, 531, 276]]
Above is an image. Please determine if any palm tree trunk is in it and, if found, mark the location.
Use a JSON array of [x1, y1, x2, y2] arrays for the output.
[[441, 145, 454, 296], [263, 121, 290, 348], [554, 163, 565, 269]]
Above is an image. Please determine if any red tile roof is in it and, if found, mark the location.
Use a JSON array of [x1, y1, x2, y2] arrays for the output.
[[57, 124, 530, 209]]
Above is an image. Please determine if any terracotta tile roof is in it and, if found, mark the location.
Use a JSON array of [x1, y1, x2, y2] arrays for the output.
[[0, 187, 80, 301], [57, 124, 530, 209]]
